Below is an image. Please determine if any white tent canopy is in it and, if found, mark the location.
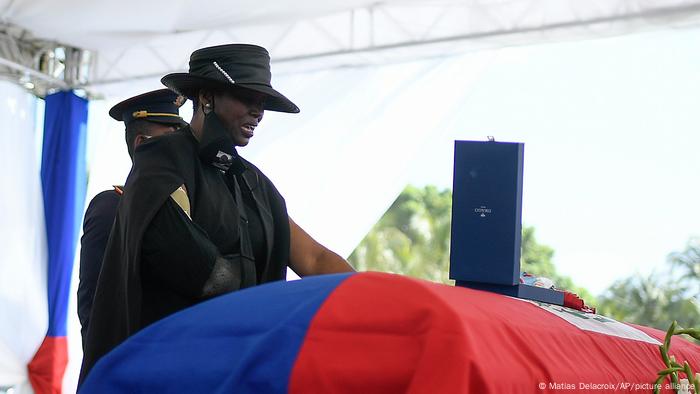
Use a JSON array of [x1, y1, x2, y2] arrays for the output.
[[3, 0, 700, 96]]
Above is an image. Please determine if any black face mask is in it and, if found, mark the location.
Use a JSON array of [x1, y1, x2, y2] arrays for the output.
[[197, 110, 239, 172]]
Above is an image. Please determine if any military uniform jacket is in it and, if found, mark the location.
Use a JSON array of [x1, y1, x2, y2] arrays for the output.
[[77, 189, 121, 348]]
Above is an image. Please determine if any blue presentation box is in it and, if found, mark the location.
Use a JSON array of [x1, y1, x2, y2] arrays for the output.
[[449, 140, 564, 305]]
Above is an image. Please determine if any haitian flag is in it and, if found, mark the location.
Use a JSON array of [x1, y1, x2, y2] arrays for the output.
[[30, 91, 88, 394], [80, 272, 700, 393]]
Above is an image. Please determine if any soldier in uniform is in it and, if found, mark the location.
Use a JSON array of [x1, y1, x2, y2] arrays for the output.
[[77, 89, 188, 348]]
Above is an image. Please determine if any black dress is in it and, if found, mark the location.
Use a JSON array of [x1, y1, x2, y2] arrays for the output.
[[79, 127, 290, 384]]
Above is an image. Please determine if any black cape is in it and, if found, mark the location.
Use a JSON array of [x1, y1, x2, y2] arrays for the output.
[[79, 127, 290, 384]]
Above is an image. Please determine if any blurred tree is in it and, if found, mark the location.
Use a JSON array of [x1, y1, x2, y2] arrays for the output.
[[349, 185, 593, 303], [669, 237, 700, 298], [520, 226, 556, 278], [597, 272, 700, 331], [349, 185, 453, 283], [598, 238, 700, 330], [521, 227, 595, 303]]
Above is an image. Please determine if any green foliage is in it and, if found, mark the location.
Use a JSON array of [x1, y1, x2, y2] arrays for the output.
[[520, 227, 595, 303], [597, 273, 700, 330], [520, 226, 556, 278], [598, 238, 700, 331], [349, 185, 592, 303], [348, 185, 453, 284], [669, 237, 700, 298]]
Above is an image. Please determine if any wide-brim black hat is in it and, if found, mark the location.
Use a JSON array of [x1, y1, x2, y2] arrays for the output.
[[161, 44, 299, 114], [109, 89, 188, 126]]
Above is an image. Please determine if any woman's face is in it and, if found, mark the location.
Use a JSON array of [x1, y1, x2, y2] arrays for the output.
[[213, 88, 266, 147]]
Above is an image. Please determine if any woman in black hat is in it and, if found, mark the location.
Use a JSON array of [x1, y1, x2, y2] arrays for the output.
[[79, 44, 354, 385]]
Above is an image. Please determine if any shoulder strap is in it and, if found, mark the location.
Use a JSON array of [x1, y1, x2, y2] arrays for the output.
[[169, 185, 191, 219]]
